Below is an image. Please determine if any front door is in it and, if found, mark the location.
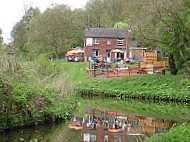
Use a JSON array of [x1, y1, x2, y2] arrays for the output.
[[106, 50, 111, 62]]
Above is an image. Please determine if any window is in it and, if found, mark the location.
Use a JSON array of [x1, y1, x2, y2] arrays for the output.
[[117, 39, 124, 46], [92, 49, 99, 57], [83, 133, 90, 142], [107, 38, 111, 45], [86, 38, 93, 46], [93, 38, 99, 45]]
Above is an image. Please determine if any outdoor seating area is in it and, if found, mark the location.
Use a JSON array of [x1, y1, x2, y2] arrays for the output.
[[87, 55, 146, 78], [66, 47, 85, 62], [86, 50, 169, 78]]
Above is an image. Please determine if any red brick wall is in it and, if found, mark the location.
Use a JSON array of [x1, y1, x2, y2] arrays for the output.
[[84, 37, 129, 61]]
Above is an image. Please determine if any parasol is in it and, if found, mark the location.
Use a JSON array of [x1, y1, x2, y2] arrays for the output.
[[111, 49, 124, 53]]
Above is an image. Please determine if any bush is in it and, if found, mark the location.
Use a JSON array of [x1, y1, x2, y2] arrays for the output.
[[146, 123, 190, 142]]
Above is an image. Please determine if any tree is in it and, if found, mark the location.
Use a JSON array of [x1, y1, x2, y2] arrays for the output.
[[33, 4, 87, 59], [33, 4, 73, 59], [86, 0, 126, 28], [11, 7, 40, 54], [0, 28, 3, 47], [158, 0, 190, 74], [121, 0, 190, 74]]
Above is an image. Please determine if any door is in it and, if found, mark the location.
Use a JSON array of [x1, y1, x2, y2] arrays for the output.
[[106, 50, 111, 62]]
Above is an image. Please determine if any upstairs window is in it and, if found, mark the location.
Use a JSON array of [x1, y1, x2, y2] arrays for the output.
[[117, 39, 124, 46], [107, 38, 111, 45], [93, 38, 99, 45], [86, 38, 92, 46]]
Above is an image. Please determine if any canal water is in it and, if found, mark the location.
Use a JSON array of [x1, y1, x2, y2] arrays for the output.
[[0, 99, 190, 142]]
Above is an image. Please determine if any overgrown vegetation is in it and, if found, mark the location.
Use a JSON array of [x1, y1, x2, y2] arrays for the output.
[[146, 123, 190, 142], [0, 55, 78, 132], [76, 74, 190, 102]]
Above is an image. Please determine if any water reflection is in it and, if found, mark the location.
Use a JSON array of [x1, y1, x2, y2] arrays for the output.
[[0, 106, 187, 142], [0, 122, 81, 142], [69, 107, 178, 142]]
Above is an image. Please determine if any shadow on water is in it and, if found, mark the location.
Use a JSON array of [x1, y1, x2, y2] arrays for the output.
[[0, 98, 190, 142]]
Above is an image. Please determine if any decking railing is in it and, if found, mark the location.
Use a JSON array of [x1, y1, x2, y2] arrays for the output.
[[87, 67, 147, 78]]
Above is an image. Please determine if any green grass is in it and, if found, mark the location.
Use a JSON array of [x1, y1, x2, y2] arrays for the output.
[[145, 123, 190, 142], [75, 98, 190, 121], [58, 61, 88, 84], [76, 74, 190, 102]]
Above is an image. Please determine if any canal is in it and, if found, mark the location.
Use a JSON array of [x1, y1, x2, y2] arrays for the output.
[[1, 99, 190, 142]]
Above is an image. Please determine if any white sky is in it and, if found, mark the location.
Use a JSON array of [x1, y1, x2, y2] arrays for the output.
[[0, 0, 88, 43]]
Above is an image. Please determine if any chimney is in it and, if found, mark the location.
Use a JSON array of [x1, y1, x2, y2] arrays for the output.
[[128, 18, 132, 32], [85, 21, 89, 30]]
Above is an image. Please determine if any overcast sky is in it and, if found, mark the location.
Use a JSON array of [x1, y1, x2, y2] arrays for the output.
[[0, 0, 88, 43]]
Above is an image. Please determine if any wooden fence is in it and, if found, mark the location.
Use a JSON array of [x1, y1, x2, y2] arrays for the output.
[[87, 67, 147, 78]]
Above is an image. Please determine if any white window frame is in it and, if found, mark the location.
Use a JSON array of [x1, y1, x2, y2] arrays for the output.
[[93, 38, 99, 45], [86, 38, 93, 46], [107, 38, 111, 45], [117, 39, 124, 46]]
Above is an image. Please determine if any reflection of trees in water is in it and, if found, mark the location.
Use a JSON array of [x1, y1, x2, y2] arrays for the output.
[[52, 127, 81, 142], [0, 122, 81, 142]]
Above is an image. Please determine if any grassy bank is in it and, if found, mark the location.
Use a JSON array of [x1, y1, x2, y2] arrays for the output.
[[76, 74, 190, 102], [58, 61, 88, 84], [146, 123, 190, 142]]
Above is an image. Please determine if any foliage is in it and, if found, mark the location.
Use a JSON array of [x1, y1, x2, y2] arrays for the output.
[[11, 5, 86, 60], [76, 74, 190, 102], [146, 123, 190, 142], [0, 55, 77, 132], [158, 0, 190, 74], [11, 7, 40, 54], [0, 28, 3, 46], [113, 21, 127, 29]]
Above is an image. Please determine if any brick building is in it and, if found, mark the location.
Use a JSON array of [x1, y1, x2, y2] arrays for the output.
[[84, 27, 146, 62]]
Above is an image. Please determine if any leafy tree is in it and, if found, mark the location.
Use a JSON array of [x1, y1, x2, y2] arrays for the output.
[[121, 0, 190, 74], [11, 7, 40, 54], [0, 28, 3, 47], [33, 4, 86, 59], [158, 0, 190, 74], [33, 4, 73, 59]]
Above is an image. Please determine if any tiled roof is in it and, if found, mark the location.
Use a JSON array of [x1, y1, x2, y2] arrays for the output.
[[85, 28, 130, 38]]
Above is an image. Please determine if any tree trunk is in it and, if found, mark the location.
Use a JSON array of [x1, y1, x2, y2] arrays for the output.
[[169, 54, 178, 75], [53, 46, 59, 59]]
